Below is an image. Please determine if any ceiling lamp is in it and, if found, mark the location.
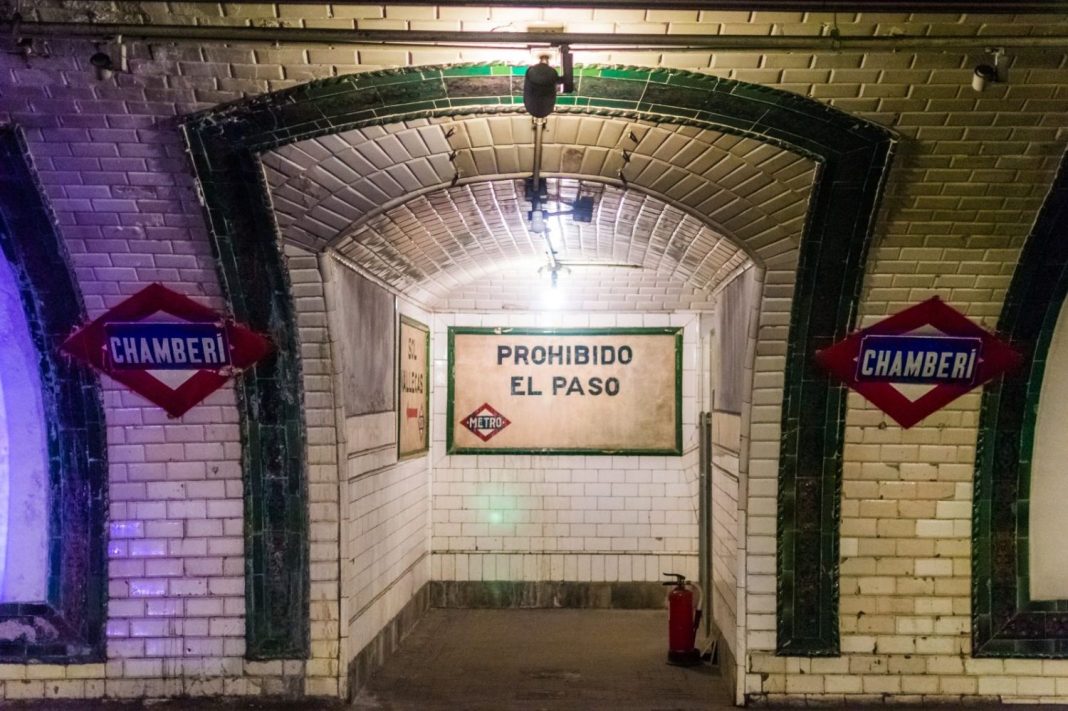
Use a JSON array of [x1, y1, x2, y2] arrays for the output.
[[522, 45, 574, 119]]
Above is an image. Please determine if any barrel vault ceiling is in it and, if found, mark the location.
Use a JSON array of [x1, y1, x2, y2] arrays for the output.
[[261, 113, 818, 310]]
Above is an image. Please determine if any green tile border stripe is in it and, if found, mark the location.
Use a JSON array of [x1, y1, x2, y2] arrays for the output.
[[179, 136, 310, 659], [182, 63, 895, 658], [0, 126, 107, 663], [973, 150, 1068, 657]]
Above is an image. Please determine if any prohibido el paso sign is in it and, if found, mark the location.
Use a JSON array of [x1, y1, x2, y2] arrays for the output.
[[447, 327, 682, 455]]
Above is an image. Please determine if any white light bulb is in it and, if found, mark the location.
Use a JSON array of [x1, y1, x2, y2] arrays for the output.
[[541, 284, 563, 310]]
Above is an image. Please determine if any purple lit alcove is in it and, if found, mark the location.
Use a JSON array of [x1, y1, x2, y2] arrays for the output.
[[0, 253, 48, 602]]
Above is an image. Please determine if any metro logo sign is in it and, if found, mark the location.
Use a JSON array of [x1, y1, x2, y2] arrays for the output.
[[62, 283, 272, 418], [816, 297, 1021, 428], [461, 403, 511, 442]]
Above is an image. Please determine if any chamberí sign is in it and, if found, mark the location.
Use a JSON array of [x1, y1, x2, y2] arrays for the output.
[[817, 297, 1021, 428], [447, 327, 682, 454], [105, 322, 231, 370], [62, 283, 272, 418], [855, 334, 981, 385]]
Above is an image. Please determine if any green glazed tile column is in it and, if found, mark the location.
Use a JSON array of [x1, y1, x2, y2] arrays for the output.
[[0, 127, 107, 662], [973, 151, 1068, 658]]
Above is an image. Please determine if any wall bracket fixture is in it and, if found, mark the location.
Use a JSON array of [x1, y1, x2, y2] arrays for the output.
[[973, 47, 1005, 92], [522, 44, 574, 119]]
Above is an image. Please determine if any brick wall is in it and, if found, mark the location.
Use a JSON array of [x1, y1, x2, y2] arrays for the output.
[[740, 38, 1068, 711], [708, 266, 761, 695], [318, 257, 431, 696], [1, 1, 1068, 703], [430, 311, 703, 586], [0, 31, 259, 698]]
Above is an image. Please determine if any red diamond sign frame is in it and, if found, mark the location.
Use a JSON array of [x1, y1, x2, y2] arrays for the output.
[[61, 283, 272, 418], [460, 403, 511, 442], [815, 297, 1022, 428]]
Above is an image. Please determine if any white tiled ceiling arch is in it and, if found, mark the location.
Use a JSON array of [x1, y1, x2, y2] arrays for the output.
[[261, 112, 818, 309]]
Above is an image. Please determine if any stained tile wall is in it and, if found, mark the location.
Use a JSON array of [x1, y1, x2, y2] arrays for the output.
[[430, 311, 703, 585], [707, 266, 761, 699], [0, 1, 1067, 704], [284, 247, 345, 697], [319, 258, 432, 689], [263, 120, 811, 297]]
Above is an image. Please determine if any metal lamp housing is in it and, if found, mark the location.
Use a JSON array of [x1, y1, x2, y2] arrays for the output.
[[523, 62, 559, 118]]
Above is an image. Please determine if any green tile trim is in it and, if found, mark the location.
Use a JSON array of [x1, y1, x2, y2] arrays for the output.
[[0, 126, 107, 663], [445, 326, 683, 456], [973, 152, 1068, 657], [180, 135, 309, 659], [181, 63, 895, 658]]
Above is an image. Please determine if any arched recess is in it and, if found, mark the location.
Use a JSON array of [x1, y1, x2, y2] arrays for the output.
[[973, 151, 1068, 657], [262, 122, 813, 303], [183, 64, 895, 658], [0, 127, 107, 662], [265, 173, 762, 309]]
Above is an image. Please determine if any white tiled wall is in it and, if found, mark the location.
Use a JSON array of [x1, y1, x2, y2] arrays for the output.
[[2, 2, 1067, 703], [342, 414, 430, 661], [707, 267, 762, 693], [430, 311, 703, 583], [710, 437, 740, 659], [320, 260, 432, 690]]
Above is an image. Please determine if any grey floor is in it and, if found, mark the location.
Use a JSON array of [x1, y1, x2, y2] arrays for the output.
[[13, 610, 1068, 708], [5, 609, 728, 711], [354, 609, 731, 710]]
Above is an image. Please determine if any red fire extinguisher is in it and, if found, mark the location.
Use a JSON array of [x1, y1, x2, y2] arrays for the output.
[[663, 572, 702, 666]]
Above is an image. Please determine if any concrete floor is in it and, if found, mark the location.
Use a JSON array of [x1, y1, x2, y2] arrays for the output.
[[354, 609, 731, 710], [12, 611, 1068, 708]]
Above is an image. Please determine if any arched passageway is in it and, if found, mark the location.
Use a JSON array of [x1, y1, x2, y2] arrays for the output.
[[183, 64, 893, 697]]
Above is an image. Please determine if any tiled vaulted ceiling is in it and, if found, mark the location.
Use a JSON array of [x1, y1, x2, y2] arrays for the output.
[[331, 178, 750, 305], [261, 113, 817, 309]]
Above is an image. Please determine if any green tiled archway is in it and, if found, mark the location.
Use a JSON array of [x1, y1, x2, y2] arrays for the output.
[[973, 151, 1068, 657], [0, 127, 108, 662], [183, 64, 895, 658]]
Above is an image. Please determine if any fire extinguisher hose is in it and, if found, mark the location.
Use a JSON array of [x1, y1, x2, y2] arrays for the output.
[[689, 582, 704, 635]]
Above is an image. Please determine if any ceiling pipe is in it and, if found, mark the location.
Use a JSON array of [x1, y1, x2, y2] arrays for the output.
[[5, 21, 1068, 52], [22, 0, 1068, 10]]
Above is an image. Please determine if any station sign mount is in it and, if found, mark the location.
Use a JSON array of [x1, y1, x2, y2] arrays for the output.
[[62, 283, 272, 418], [816, 297, 1021, 428]]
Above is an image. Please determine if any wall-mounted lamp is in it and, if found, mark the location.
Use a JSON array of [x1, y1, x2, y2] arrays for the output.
[[15, 36, 33, 60], [90, 51, 115, 80], [973, 48, 1005, 92], [89, 39, 127, 81], [522, 45, 575, 118]]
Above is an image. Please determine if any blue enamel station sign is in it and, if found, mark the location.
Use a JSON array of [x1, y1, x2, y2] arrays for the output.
[[62, 283, 271, 418], [105, 322, 232, 371], [816, 297, 1021, 428], [855, 334, 981, 385]]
